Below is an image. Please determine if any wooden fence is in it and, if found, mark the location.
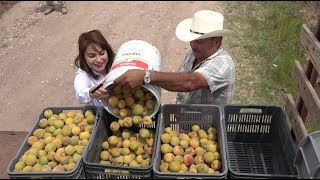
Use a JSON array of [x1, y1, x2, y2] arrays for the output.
[[285, 20, 320, 146]]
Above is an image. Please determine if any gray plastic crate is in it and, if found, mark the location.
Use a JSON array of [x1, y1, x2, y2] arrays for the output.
[[294, 130, 320, 179], [223, 105, 298, 179], [153, 104, 228, 179], [83, 108, 159, 179], [6, 106, 101, 179]]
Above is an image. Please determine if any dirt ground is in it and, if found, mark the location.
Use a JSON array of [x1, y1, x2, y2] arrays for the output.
[[0, 1, 229, 132]]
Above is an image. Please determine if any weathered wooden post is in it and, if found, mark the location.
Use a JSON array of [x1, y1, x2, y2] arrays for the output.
[[288, 3, 320, 144], [315, 16, 320, 40], [296, 11, 320, 124]]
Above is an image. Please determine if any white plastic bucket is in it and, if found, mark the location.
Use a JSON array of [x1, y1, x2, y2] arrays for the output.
[[102, 40, 161, 118]]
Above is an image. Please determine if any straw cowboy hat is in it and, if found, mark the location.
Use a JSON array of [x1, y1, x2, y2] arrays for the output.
[[175, 10, 234, 42]]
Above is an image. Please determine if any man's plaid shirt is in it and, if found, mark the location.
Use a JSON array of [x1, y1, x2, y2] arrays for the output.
[[176, 46, 235, 105]]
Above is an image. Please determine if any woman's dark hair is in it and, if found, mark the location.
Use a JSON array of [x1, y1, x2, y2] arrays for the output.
[[74, 29, 115, 79]]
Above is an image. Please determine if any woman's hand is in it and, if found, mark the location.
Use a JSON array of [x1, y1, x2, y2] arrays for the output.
[[89, 79, 108, 100], [90, 86, 108, 100]]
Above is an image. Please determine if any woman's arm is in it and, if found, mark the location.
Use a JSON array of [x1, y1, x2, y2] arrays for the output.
[[74, 73, 92, 104]]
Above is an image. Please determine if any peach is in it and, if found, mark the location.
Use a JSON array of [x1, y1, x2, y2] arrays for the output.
[[198, 130, 208, 140], [135, 146, 144, 156], [161, 144, 173, 154], [200, 138, 208, 149], [159, 162, 169, 172], [180, 164, 188, 173], [108, 135, 118, 146], [170, 136, 180, 146], [163, 153, 174, 163], [135, 155, 144, 164], [189, 138, 200, 149], [191, 125, 200, 132], [179, 133, 190, 141], [143, 116, 153, 126], [146, 138, 154, 147], [183, 154, 194, 166], [174, 155, 184, 164], [213, 151, 220, 160], [110, 121, 120, 132], [164, 127, 172, 134], [207, 143, 217, 153], [184, 147, 195, 156], [123, 117, 133, 127], [207, 127, 217, 134], [122, 130, 131, 140], [169, 161, 181, 172], [179, 140, 189, 149], [197, 164, 209, 173], [123, 139, 131, 148], [161, 133, 172, 144], [194, 155, 204, 165], [139, 128, 150, 139], [211, 159, 222, 171], [170, 130, 179, 137], [125, 96, 135, 107], [204, 152, 215, 164], [100, 150, 110, 161], [132, 116, 142, 124], [27, 136, 38, 146], [129, 141, 139, 151], [145, 146, 153, 156], [195, 147, 206, 156], [117, 99, 126, 109], [172, 145, 184, 156], [123, 154, 132, 165], [188, 132, 198, 139]]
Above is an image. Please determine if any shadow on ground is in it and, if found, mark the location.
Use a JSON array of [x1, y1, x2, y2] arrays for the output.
[[0, 1, 20, 18]]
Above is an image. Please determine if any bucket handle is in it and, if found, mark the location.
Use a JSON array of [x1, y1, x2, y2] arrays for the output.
[[103, 81, 114, 89]]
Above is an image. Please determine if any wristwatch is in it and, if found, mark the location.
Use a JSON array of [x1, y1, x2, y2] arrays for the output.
[[144, 69, 151, 84]]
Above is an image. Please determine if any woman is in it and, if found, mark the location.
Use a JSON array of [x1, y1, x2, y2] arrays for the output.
[[73, 29, 115, 107]]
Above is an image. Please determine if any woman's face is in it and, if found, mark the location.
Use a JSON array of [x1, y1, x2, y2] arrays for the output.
[[84, 43, 108, 76]]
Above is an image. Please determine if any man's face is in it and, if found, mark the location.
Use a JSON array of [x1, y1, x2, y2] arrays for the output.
[[190, 38, 216, 61]]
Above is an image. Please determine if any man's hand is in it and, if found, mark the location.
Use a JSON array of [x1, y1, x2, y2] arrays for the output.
[[113, 69, 145, 88]]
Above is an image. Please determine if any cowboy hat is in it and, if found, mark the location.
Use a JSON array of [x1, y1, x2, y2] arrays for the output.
[[175, 10, 234, 42]]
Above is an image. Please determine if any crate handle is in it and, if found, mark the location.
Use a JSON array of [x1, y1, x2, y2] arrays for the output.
[[180, 108, 202, 114], [62, 109, 84, 113], [239, 107, 262, 114]]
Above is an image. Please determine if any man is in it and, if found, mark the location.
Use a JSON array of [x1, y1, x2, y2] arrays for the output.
[[113, 10, 235, 105], [44, 1, 67, 15]]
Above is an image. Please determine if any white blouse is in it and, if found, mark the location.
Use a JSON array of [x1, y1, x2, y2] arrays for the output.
[[73, 68, 106, 107]]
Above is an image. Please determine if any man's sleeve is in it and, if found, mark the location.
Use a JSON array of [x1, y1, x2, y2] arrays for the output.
[[195, 58, 231, 93]]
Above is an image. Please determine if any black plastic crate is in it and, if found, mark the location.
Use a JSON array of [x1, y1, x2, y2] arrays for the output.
[[223, 105, 298, 179], [7, 106, 101, 179], [153, 104, 228, 179], [83, 108, 159, 179], [294, 130, 320, 179]]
